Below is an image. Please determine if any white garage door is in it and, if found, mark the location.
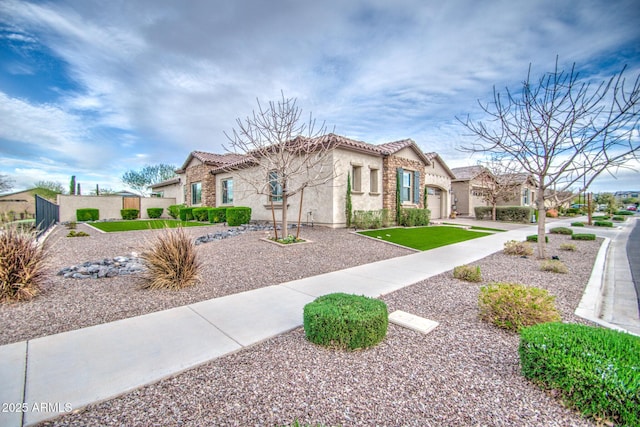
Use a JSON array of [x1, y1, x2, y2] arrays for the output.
[[427, 187, 442, 219]]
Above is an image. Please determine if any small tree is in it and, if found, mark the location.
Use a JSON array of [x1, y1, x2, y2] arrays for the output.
[[460, 58, 640, 258], [345, 173, 353, 228], [224, 93, 336, 235], [122, 164, 177, 196], [476, 159, 526, 221], [69, 175, 76, 195]]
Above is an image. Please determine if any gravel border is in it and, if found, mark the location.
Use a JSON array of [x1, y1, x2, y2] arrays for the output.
[[37, 233, 602, 426], [0, 223, 412, 345]]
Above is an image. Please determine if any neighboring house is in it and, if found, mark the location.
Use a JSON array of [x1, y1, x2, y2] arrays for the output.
[[149, 177, 183, 202], [497, 173, 539, 208], [167, 134, 453, 227], [614, 191, 640, 202], [0, 189, 37, 220], [450, 166, 494, 216]]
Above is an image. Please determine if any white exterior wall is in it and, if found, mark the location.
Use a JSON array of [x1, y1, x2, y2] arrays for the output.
[[57, 195, 177, 222], [139, 197, 179, 218], [423, 158, 452, 218]]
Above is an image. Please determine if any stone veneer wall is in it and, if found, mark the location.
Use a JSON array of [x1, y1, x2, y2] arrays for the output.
[[185, 163, 216, 207], [382, 155, 425, 213]]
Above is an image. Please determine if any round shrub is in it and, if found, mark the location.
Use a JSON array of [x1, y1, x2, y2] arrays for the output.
[[478, 282, 561, 332], [227, 206, 251, 226], [540, 259, 568, 274], [303, 293, 388, 350], [121, 209, 139, 220], [570, 221, 585, 227], [572, 233, 596, 241], [453, 264, 482, 282], [526, 234, 549, 243], [545, 209, 558, 218], [147, 207, 163, 219], [503, 240, 534, 256], [0, 225, 47, 302], [549, 227, 573, 235]]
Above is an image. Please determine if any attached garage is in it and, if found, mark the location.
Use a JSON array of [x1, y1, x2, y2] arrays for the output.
[[426, 187, 442, 219]]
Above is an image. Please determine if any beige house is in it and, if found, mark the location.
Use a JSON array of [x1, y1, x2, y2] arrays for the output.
[[450, 166, 494, 216], [149, 177, 183, 202], [168, 134, 453, 227], [497, 173, 539, 208]]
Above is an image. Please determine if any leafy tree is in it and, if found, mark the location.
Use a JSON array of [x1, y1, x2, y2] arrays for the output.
[[594, 193, 617, 213], [460, 59, 640, 258], [224, 93, 336, 237], [0, 174, 13, 193], [34, 180, 65, 194], [70, 176, 76, 195], [89, 186, 118, 196], [121, 164, 177, 196], [476, 158, 525, 221]]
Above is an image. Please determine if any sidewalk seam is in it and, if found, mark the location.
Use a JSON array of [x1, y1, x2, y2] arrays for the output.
[[186, 306, 244, 348], [20, 341, 29, 427]]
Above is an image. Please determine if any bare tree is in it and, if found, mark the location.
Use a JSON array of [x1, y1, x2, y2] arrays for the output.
[[476, 158, 524, 221], [224, 93, 336, 238], [0, 174, 13, 193], [459, 59, 640, 258]]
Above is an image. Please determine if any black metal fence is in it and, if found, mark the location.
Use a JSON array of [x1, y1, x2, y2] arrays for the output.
[[35, 194, 59, 238]]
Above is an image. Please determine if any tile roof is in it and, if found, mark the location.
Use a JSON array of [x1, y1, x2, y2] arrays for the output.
[[450, 165, 487, 181]]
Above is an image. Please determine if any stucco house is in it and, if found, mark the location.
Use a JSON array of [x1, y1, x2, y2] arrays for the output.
[[450, 166, 494, 216], [168, 134, 454, 227], [149, 177, 183, 202], [497, 173, 539, 208]]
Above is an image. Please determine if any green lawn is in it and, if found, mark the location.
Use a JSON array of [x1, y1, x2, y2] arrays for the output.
[[358, 226, 492, 251], [88, 219, 214, 232], [441, 222, 506, 232]]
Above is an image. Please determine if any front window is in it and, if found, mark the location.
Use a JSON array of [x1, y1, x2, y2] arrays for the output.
[[369, 168, 379, 193], [269, 171, 282, 202], [523, 188, 529, 205], [191, 182, 202, 205], [402, 171, 412, 203], [352, 166, 362, 192], [222, 179, 233, 204]]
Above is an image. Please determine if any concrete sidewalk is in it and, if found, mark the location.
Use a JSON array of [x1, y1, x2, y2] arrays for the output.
[[0, 218, 637, 426]]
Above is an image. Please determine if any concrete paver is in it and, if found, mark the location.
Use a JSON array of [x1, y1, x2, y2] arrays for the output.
[[1, 217, 638, 426]]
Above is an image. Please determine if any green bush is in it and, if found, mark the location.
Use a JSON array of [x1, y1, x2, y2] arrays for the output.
[[67, 230, 89, 237], [570, 221, 585, 227], [549, 227, 573, 235], [519, 323, 640, 426], [147, 208, 163, 219], [453, 265, 482, 282], [475, 206, 533, 222], [179, 207, 194, 221], [208, 207, 227, 224], [594, 220, 614, 227], [612, 216, 626, 222], [398, 208, 430, 227], [192, 207, 209, 221], [592, 215, 610, 220], [352, 209, 392, 229], [503, 240, 534, 256], [120, 209, 139, 220], [227, 207, 251, 226], [168, 204, 185, 219], [303, 293, 388, 350], [572, 233, 596, 241], [478, 282, 561, 332], [614, 210, 634, 216], [526, 234, 549, 243], [559, 243, 576, 251], [76, 208, 99, 221], [540, 260, 568, 274], [566, 207, 580, 215]]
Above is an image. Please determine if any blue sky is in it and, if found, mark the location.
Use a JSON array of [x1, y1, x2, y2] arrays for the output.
[[1, 0, 639, 194]]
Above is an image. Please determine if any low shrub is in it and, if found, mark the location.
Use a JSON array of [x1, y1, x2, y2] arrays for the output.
[[67, 230, 89, 237], [519, 322, 640, 426], [208, 207, 227, 224], [594, 220, 613, 227], [526, 234, 549, 243], [540, 260, 568, 274], [179, 207, 194, 221], [572, 233, 596, 241], [614, 210, 634, 216], [303, 293, 388, 350], [566, 207, 580, 215], [612, 216, 626, 222], [76, 208, 99, 221], [478, 282, 561, 332], [398, 208, 430, 227], [475, 206, 533, 222], [592, 215, 610, 220], [559, 243, 576, 251], [140, 227, 200, 290], [192, 207, 209, 221], [0, 225, 47, 302], [352, 209, 392, 229], [453, 265, 482, 283], [168, 204, 185, 219], [549, 227, 573, 235], [570, 221, 585, 227], [503, 240, 534, 256], [147, 208, 163, 219], [66, 221, 77, 229], [545, 209, 558, 218], [227, 207, 251, 226], [121, 209, 139, 220]]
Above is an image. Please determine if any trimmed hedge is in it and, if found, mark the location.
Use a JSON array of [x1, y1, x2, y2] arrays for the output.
[[303, 293, 388, 350], [352, 209, 392, 229], [121, 209, 139, 220], [614, 210, 634, 216], [526, 234, 549, 243], [227, 206, 251, 226], [612, 216, 626, 221], [147, 207, 163, 219], [594, 220, 614, 227], [572, 233, 596, 241], [549, 227, 573, 235], [208, 207, 227, 224], [398, 208, 430, 227], [179, 207, 194, 221], [475, 206, 533, 223], [168, 204, 184, 219], [76, 208, 99, 221], [519, 322, 640, 426], [192, 207, 209, 221], [571, 221, 585, 227]]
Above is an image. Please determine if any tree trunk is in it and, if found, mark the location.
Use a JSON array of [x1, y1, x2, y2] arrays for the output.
[[281, 193, 288, 238], [492, 203, 497, 221], [270, 198, 278, 240], [536, 192, 546, 259], [296, 188, 304, 239]]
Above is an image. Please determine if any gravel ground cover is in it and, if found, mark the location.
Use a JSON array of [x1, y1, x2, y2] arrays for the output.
[[38, 233, 602, 427], [0, 223, 412, 345]]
